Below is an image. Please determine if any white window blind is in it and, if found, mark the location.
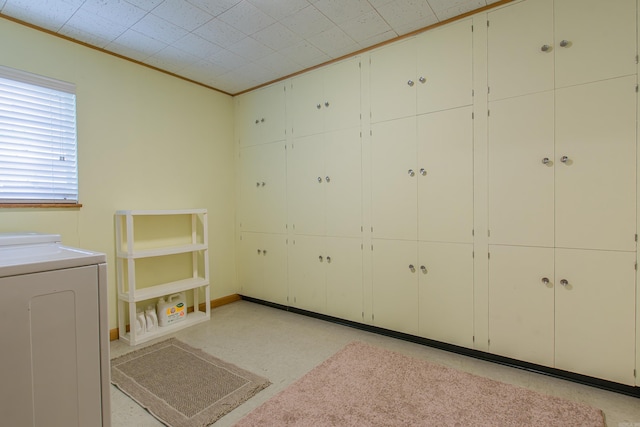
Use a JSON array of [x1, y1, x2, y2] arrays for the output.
[[0, 65, 78, 204]]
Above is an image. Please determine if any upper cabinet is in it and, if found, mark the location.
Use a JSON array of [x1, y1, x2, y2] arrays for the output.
[[370, 19, 473, 123], [488, 0, 637, 101], [291, 57, 361, 138], [235, 82, 286, 147]]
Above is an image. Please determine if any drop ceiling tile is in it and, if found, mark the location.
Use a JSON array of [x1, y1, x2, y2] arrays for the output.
[[367, 0, 396, 7], [106, 28, 168, 61], [151, 0, 213, 31], [257, 51, 301, 75], [376, 0, 437, 35], [2, 0, 82, 31], [132, 14, 189, 44], [145, 45, 200, 73], [280, 40, 331, 68], [59, 8, 128, 47], [80, 0, 146, 28], [247, 0, 309, 21], [426, 0, 485, 21], [0, 1, 7, 10], [171, 32, 224, 60], [357, 29, 398, 49], [308, 25, 358, 58], [217, 0, 274, 35], [228, 36, 274, 60], [122, 0, 163, 12], [280, 5, 334, 39], [209, 48, 248, 70], [339, 9, 391, 43], [252, 22, 301, 51], [194, 18, 245, 46], [185, 0, 241, 17], [312, 0, 375, 25]]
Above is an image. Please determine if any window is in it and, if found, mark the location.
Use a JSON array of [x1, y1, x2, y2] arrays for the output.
[[0, 65, 78, 205]]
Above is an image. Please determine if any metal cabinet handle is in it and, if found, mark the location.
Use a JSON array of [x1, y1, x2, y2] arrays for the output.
[[408, 169, 415, 177], [261, 118, 265, 122], [325, 176, 330, 183], [317, 176, 323, 183], [560, 279, 569, 286], [256, 182, 261, 187], [319, 255, 323, 262], [257, 249, 262, 254], [317, 104, 321, 109], [541, 44, 551, 52], [541, 277, 550, 284], [419, 168, 427, 176], [262, 249, 267, 255], [255, 119, 259, 124], [560, 156, 569, 163], [407, 80, 414, 87], [324, 101, 330, 107], [408, 264, 416, 272], [326, 256, 331, 263], [419, 76, 426, 84], [542, 157, 550, 165], [420, 265, 427, 273], [262, 182, 266, 187], [559, 39, 570, 47]]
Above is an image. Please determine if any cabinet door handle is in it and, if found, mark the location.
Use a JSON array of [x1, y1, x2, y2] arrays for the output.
[[419, 168, 427, 176], [407, 80, 414, 87], [324, 101, 330, 107], [559, 39, 570, 47], [325, 176, 330, 183], [540, 44, 551, 52], [262, 182, 266, 187], [317, 103, 322, 109], [408, 169, 415, 177], [317, 176, 323, 183], [409, 264, 415, 272], [560, 279, 569, 286], [319, 255, 323, 262], [419, 76, 426, 84], [542, 157, 550, 165], [255, 119, 259, 124], [560, 156, 569, 163], [541, 277, 550, 284], [326, 256, 331, 263], [257, 249, 262, 254], [262, 250, 267, 256], [420, 265, 427, 273]]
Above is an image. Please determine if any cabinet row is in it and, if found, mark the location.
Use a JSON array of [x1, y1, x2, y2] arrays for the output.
[[240, 76, 637, 251], [236, 0, 637, 146], [238, 233, 637, 386]]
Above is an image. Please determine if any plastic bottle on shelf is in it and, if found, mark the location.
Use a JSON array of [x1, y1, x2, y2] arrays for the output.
[[136, 309, 147, 335], [145, 305, 158, 332]]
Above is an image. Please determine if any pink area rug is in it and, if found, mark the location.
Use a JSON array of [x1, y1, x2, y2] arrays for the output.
[[236, 341, 605, 427]]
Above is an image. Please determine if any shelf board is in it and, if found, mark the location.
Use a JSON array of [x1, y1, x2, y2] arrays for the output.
[[117, 243, 207, 259], [119, 310, 210, 346], [115, 209, 207, 216], [119, 277, 209, 302]]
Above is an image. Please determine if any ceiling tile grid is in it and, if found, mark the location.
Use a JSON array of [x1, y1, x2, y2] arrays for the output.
[[1, 0, 500, 94]]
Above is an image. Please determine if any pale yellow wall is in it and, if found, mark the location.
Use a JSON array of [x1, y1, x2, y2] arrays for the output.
[[0, 18, 237, 329]]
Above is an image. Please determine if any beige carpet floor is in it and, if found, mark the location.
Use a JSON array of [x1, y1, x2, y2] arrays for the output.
[[236, 341, 605, 426], [110, 338, 270, 427]]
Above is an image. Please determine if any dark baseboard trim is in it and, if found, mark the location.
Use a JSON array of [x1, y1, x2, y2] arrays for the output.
[[240, 295, 640, 399]]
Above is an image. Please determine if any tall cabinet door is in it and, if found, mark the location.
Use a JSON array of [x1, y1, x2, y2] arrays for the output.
[[488, 91, 555, 247], [239, 142, 287, 234], [418, 242, 474, 348], [416, 19, 473, 114], [325, 127, 362, 238], [555, 77, 637, 251], [239, 232, 288, 306], [323, 58, 361, 133], [288, 135, 325, 236], [554, 0, 636, 88], [291, 69, 324, 138], [236, 83, 286, 147], [371, 117, 417, 240], [555, 249, 636, 385], [488, 245, 554, 367], [372, 239, 419, 335], [417, 107, 473, 243], [325, 237, 363, 323], [369, 38, 417, 123], [289, 235, 326, 313]]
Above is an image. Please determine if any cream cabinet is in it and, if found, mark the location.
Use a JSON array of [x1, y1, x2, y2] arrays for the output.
[[238, 232, 288, 306], [372, 239, 473, 345], [288, 127, 362, 238], [291, 57, 361, 138], [488, 77, 637, 251], [487, 0, 636, 101], [289, 235, 363, 322], [488, 245, 636, 385], [371, 107, 473, 243], [235, 82, 286, 147], [239, 141, 287, 234], [370, 18, 472, 123]]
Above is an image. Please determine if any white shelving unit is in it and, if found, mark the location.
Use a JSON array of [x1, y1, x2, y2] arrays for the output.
[[115, 209, 210, 345]]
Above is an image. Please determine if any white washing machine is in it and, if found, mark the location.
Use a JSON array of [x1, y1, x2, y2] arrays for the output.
[[0, 233, 111, 426]]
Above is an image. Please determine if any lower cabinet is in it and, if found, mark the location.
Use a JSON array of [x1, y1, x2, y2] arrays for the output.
[[372, 239, 474, 346], [289, 235, 363, 323], [488, 245, 636, 385], [238, 232, 288, 306]]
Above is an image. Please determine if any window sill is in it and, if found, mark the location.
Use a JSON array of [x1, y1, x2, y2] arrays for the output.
[[0, 203, 83, 208]]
